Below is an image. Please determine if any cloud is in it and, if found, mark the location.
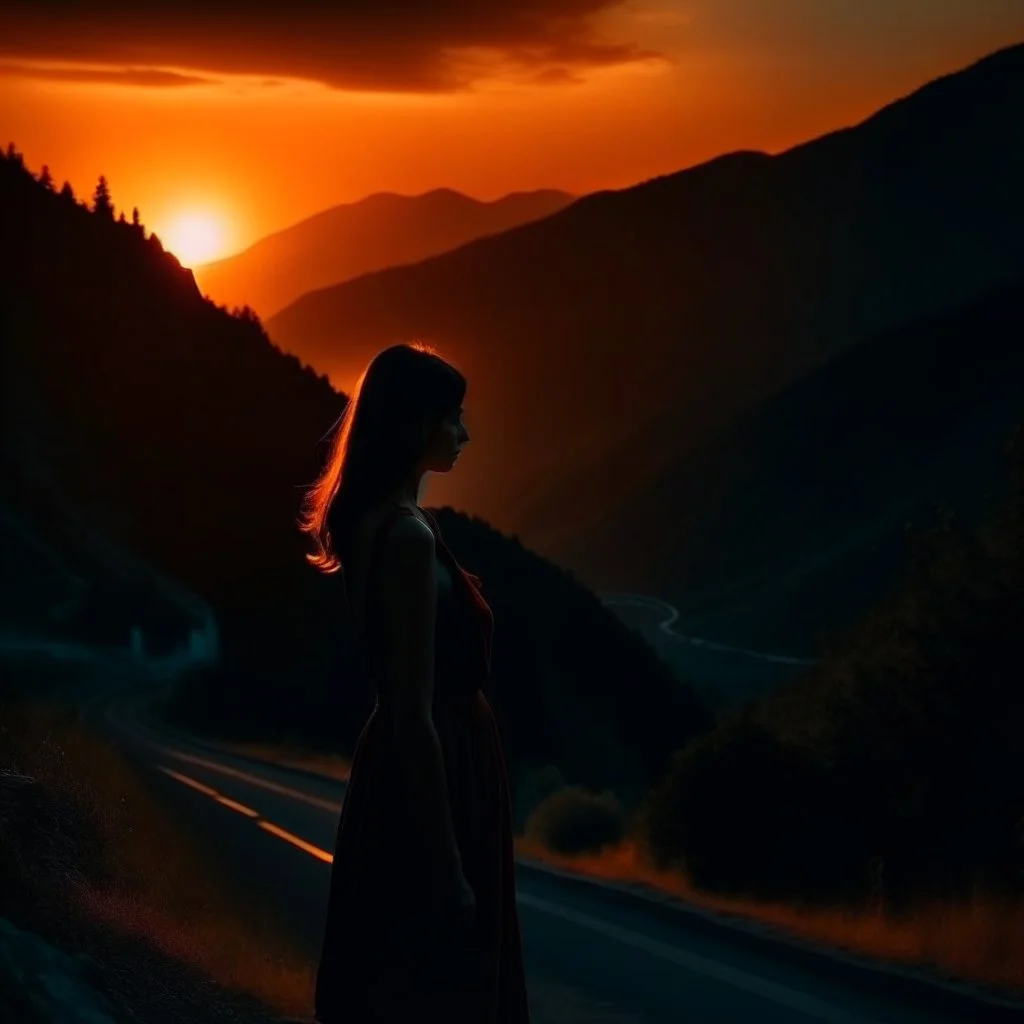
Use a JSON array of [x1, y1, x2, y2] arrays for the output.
[[0, 1, 659, 92], [0, 62, 217, 87]]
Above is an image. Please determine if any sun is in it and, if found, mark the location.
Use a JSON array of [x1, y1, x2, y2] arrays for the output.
[[163, 210, 228, 266]]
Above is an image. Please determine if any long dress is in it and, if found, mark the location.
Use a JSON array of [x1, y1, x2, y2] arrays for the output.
[[314, 502, 531, 1023]]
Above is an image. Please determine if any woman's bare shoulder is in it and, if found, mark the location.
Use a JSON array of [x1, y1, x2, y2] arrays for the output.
[[367, 503, 433, 557], [374, 509, 435, 603], [382, 508, 434, 550]]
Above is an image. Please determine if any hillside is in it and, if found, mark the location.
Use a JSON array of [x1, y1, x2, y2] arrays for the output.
[[266, 42, 1024, 630], [639, 415, 1024, 915], [0, 146, 708, 807], [582, 273, 1024, 652], [194, 188, 574, 318]]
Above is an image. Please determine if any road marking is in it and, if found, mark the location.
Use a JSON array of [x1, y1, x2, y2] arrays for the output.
[[258, 820, 334, 863], [215, 794, 261, 817], [517, 892, 882, 1024], [149, 743, 342, 812], [158, 767, 259, 817], [156, 764, 336, 860], [157, 765, 221, 797]]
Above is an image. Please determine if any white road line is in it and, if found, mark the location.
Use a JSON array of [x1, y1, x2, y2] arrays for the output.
[[149, 742, 342, 813], [158, 761, 336, 862], [517, 892, 882, 1024], [157, 765, 221, 797], [258, 820, 334, 863], [215, 794, 261, 817]]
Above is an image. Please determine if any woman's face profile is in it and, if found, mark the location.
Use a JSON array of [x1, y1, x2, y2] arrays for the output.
[[422, 404, 469, 472]]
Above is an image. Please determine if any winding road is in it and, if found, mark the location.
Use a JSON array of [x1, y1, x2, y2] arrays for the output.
[[599, 594, 818, 667], [75, 678, 1022, 1024]]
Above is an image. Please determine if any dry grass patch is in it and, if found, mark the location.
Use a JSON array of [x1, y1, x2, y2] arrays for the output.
[[1, 692, 316, 1023], [514, 835, 1024, 1000], [524, 785, 626, 856]]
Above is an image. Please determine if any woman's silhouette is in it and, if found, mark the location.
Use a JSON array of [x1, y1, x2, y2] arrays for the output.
[[300, 343, 530, 1022]]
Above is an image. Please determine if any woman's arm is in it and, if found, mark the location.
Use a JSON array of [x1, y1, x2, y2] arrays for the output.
[[376, 515, 463, 880]]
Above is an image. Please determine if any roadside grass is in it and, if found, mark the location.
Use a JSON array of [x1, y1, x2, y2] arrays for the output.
[[514, 833, 1024, 1000], [0, 689, 316, 1023]]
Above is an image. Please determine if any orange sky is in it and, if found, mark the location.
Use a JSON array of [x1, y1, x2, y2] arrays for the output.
[[2, 1, 1022, 263]]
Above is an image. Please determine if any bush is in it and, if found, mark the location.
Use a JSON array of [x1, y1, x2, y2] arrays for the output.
[[636, 713, 862, 901], [525, 784, 626, 855], [512, 762, 566, 832]]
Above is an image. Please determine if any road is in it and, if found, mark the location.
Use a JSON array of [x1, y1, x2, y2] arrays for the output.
[[599, 594, 817, 668], [79, 681, 1022, 1024], [599, 592, 819, 710]]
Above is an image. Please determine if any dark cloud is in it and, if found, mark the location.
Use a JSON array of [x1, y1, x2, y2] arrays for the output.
[[0, 1, 657, 91], [531, 66, 585, 86], [0, 63, 217, 87]]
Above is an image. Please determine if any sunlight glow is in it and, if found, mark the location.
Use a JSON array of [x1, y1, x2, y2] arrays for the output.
[[163, 209, 228, 265]]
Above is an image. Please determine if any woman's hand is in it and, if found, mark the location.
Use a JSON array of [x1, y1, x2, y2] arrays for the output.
[[431, 856, 477, 932]]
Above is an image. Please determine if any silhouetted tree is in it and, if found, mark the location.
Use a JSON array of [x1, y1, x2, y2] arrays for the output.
[[117, 211, 126, 224], [92, 175, 113, 218], [37, 165, 54, 190], [148, 232, 164, 253], [233, 304, 263, 328], [59, 182, 75, 204], [132, 207, 142, 228]]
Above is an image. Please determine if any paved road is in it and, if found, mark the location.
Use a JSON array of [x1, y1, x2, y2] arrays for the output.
[[600, 594, 817, 667], [598, 592, 818, 709], [79, 681, 1022, 1024]]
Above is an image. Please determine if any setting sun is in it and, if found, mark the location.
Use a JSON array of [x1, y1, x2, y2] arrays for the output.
[[163, 210, 228, 266]]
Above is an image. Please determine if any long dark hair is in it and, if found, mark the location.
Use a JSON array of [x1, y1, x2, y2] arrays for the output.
[[299, 342, 466, 574]]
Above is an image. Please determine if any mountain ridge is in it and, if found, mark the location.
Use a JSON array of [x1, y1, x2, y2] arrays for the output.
[[193, 186, 575, 317], [265, 41, 1024, 595]]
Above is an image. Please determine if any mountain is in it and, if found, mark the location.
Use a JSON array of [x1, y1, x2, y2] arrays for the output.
[[265, 41, 1024, 640], [592, 273, 1024, 653], [0, 147, 708, 801], [193, 188, 574, 318]]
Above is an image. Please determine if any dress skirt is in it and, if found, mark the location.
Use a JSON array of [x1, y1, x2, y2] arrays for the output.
[[314, 688, 530, 1023]]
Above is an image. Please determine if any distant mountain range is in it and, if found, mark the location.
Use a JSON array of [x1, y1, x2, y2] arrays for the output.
[[193, 188, 575, 318], [266, 42, 1024, 648]]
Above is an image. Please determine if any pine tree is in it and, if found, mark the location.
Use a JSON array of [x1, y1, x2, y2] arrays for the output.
[[132, 207, 142, 228], [38, 164, 54, 190], [59, 181, 76, 203], [118, 211, 127, 224], [92, 175, 114, 218]]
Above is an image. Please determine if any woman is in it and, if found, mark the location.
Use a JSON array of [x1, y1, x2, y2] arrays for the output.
[[299, 342, 530, 1022]]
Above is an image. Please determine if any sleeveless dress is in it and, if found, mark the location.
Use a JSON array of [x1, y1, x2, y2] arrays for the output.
[[313, 503, 531, 1023]]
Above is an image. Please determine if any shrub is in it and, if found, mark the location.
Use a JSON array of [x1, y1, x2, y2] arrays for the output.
[[636, 713, 862, 900], [525, 784, 626, 855]]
